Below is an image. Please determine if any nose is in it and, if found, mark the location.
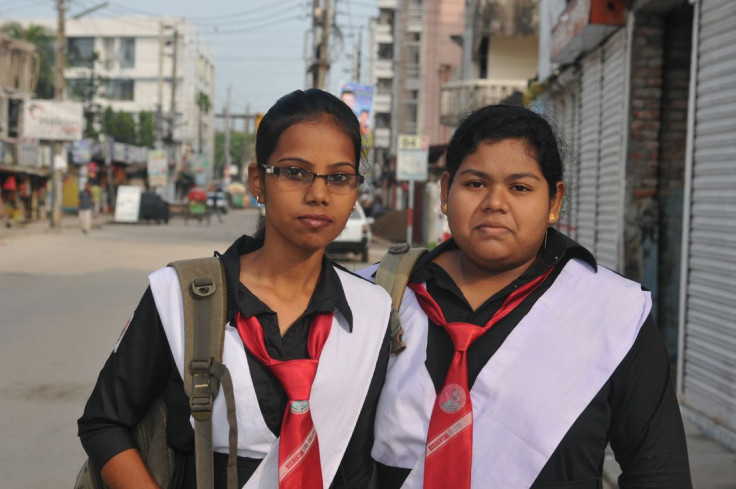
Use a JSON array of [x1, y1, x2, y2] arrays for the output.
[[482, 185, 508, 212], [304, 175, 330, 205]]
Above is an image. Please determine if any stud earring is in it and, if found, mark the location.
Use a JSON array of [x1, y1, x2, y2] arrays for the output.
[[257, 195, 262, 208], [549, 213, 555, 222], [441, 202, 448, 213]]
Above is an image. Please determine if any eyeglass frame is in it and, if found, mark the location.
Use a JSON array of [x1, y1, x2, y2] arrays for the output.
[[258, 163, 364, 192]]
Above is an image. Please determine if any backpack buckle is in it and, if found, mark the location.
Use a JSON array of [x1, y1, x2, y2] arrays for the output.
[[192, 278, 216, 298]]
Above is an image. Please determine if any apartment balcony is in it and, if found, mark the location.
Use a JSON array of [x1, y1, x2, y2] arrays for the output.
[[374, 127, 391, 149], [374, 59, 394, 79], [375, 24, 393, 44], [378, 0, 397, 8], [440, 78, 529, 126], [374, 93, 391, 113]]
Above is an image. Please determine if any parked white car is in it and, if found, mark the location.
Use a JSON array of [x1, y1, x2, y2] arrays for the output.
[[327, 205, 373, 262]]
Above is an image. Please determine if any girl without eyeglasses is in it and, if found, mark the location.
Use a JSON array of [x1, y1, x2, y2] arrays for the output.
[[361, 104, 691, 489], [79, 89, 392, 489]]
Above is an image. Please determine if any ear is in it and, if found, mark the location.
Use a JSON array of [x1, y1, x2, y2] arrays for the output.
[[247, 163, 264, 203], [548, 182, 566, 223], [439, 172, 451, 214]]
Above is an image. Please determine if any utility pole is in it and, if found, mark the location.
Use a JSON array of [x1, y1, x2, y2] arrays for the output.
[[168, 27, 178, 198], [223, 85, 232, 186], [156, 21, 164, 145], [50, 0, 66, 230], [354, 29, 362, 83], [241, 102, 251, 179], [316, 0, 332, 89]]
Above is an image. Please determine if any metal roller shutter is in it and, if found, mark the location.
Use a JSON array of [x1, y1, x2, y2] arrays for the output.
[[596, 29, 626, 270], [680, 0, 736, 437], [577, 50, 601, 254]]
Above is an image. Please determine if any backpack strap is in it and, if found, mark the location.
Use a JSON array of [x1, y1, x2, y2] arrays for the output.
[[375, 243, 428, 355], [169, 257, 238, 489]]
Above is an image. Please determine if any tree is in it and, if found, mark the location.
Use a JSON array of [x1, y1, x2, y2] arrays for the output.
[[103, 107, 137, 145], [196, 91, 211, 153], [214, 130, 252, 180], [0, 22, 55, 99], [137, 111, 155, 148]]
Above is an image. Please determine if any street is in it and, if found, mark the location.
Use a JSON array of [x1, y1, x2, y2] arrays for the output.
[[0, 208, 387, 488]]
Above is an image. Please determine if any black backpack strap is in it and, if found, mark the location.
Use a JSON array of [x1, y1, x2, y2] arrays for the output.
[[170, 257, 237, 489], [375, 243, 428, 355]]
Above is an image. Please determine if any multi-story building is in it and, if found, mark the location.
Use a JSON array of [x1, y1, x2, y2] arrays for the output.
[[20, 16, 216, 183], [440, 0, 538, 128]]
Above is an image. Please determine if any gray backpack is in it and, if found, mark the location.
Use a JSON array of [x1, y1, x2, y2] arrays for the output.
[[75, 257, 238, 489]]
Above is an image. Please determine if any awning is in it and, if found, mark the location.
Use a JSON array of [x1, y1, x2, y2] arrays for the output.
[[0, 164, 50, 177]]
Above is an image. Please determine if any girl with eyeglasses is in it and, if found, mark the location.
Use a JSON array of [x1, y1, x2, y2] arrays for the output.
[[360, 105, 691, 489], [78, 89, 392, 489]]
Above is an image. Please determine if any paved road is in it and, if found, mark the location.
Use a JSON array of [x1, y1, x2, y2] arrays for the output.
[[0, 209, 387, 489]]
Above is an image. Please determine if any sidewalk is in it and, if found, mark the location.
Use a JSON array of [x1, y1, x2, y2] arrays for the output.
[[602, 417, 736, 488], [0, 213, 105, 240]]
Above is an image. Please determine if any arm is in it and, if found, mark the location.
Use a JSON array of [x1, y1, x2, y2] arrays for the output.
[[100, 449, 160, 489], [331, 321, 391, 489], [609, 316, 692, 488], [78, 287, 173, 486]]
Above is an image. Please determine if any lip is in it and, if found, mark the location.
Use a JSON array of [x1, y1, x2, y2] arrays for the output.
[[298, 214, 333, 229], [475, 222, 511, 234]]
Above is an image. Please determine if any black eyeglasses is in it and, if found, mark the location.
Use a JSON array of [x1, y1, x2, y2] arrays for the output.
[[259, 164, 363, 194]]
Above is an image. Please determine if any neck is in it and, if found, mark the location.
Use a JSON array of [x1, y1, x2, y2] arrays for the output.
[[435, 250, 537, 310], [241, 241, 324, 293]]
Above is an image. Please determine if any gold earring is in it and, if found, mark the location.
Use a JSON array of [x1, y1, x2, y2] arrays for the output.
[[549, 213, 555, 222], [441, 202, 448, 213]]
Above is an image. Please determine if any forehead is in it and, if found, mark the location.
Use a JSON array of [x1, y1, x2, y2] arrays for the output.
[[458, 139, 541, 174], [272, 117, 356, 166]]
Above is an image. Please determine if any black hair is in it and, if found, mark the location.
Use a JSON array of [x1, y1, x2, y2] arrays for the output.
[[256, 88, 362, 170], [445, 104, 564, 197]]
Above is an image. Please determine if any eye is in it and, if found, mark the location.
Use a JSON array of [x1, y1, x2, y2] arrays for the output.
[[327, 173, 353, 186], [282, 166, 310, 181], [510, 184, 531, 192], [463, 180, 485, 189]]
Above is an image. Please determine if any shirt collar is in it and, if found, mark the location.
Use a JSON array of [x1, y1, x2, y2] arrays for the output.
[[218, 235, 354, 331]]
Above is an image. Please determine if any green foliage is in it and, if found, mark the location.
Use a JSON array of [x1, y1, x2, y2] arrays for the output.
[[196, 91, 211, 114], [101, 107, 138, 145], [0, 22, 55, 99], [214, 131, 254, 179], [137, 111, 156, 148]]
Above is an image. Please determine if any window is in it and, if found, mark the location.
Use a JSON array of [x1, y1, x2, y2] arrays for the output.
[[105, 79, 134, 101], [119, 37, 135, 68], [67, 37, 95, 68], [377, 78, 392, 95], [377, 43, 393, 60]]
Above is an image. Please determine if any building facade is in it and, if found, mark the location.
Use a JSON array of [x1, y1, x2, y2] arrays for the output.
[[20, 16, 216, 193], [537, 0, 736, 448]]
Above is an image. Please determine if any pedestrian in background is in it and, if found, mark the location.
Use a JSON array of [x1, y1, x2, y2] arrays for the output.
[[78, 182, 94, 234], [78, 89, 392, 489], [361, 104, 692, 489]]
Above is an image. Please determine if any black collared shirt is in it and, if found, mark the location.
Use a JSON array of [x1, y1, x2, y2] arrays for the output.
[[79, 235, 390, 489], [378, 229, 691, 489]]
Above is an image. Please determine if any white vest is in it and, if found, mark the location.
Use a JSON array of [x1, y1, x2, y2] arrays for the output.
[[149, 266, 391, 489], [360, 258, 651, 489]]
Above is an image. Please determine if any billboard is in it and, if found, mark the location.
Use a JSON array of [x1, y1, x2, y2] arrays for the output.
[[147, 149, 168, 188], [339, 82, 374, 148], [23, 100, 83, 141]]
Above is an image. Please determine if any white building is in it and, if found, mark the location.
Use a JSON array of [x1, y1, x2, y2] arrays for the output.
[[20, 16, 216, 175]]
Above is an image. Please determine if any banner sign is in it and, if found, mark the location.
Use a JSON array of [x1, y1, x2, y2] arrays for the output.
[[114, 185, 141, 223], [23, 100, 83, 141], [340, 82, 375, 148], [147, 149, 168, 187], [396, 134, 429, 181], [71, 138, 94, 164]]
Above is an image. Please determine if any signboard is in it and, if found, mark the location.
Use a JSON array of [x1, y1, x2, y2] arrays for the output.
[[17, 140, 40, 167], [71, 138, 94, 164], [147, 149, 167, 187], [114, 185, 141, 223], [340, 82, 375, 148], [396, 134, 429, 182], [23, 100, 83, 141]]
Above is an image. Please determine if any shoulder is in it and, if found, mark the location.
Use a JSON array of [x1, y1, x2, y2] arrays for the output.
[[333, 264, 391, 302]]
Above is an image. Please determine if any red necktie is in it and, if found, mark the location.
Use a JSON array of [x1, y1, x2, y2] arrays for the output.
[[236, 311, 334, 489], [409, 267, 553, 489]]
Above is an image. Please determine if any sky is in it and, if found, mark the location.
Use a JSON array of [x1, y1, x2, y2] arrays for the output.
[[0, 0, 378, 116]]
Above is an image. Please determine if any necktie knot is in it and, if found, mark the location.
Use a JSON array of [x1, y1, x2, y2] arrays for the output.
[[446, 322, 483, 352], [269, 359, 319, 402]]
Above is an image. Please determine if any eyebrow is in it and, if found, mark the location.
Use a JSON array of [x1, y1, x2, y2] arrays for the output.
[[276, 157, 356, 170], [458, 169, 542, 181]]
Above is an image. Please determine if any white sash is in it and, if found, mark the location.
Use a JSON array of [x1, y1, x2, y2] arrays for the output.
[[149, 266, 391, 489], [369, 259, 651, 489]]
